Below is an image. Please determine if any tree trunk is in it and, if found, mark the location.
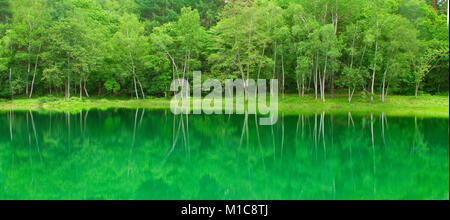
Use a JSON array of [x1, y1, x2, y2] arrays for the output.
[[273, 41, 277, 79], [447, 0, 450, 27], [318, 70, 322, 101], [66, 53, 71, 98], [133, 75, 139, 100], [348, 87, 356, 103], [9, 110, 13, 141], [381, 68, 388, 102], [257, 43, 266, 80], [348, 87, 351, 103], [371, 19, 379, 103], [79, 79, 82, 99], [66, 76, 70, 98], [321, 56, 328, 103], [26, 62, 30, 96], [415, 82, 420, 99], [137, 77, 145, 99], [9, 68, 13, 100], [302, 74, 305, 97], [314, 54, 319, 99], [132, 66, 139, 100], [348, 25, 357, 103], [281, 53, 285, 99], [84, 78, 90, 97], [67, 76, 71, 98], [330, 66, 335, 99], [29, 45, 42, 98]]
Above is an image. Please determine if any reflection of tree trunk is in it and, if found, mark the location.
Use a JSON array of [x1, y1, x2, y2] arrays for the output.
[[50, 112, 52, 135], [9, 110, 13, 141], [165, 115, 183, 164], [29, 111, 39, 151], [26, 113, 31, 146], [330, 114, 334, 148], [302, 115, 305, 139], [186, 114, 190, 155], [139, 109, 145, 127], [314, 114, 318, 159], [347, 111, 356, 192], [413, 116, 418, 153], [371, 113, 374, 147], [132, 109, 138, 147], [371, 112, 377, 199], [67, 112, 71, 153], [381, 112, 386, 145], [281, 113, 285, 160], [255, 114, 266, 170], [84, 110, 89, 134], [29, 111, 42, 162], [181, 114, 187, 153], [80, 111, 83, 134], [128, 109, 139, 177], [239, 112, 249, 149], [348, 112, 355, 128], [320, 112, 326, 158], [271, 122, 276, 161]]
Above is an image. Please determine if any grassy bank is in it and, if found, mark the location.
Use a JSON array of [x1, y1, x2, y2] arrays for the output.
[[0, 94, 448, 117]]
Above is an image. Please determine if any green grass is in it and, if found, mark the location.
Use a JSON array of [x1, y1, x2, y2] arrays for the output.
[[279, 94, 449, 117], [0, 94, 448, 118]]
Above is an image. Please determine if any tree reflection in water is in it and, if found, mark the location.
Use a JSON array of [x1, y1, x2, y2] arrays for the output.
[[0, 109, 448, 200]]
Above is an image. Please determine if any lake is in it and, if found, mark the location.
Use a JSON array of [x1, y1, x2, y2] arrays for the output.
[[0, 109, 448, 200]]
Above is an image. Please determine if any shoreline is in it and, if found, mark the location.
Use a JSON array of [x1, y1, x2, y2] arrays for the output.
[[1, 94, 448, 118]]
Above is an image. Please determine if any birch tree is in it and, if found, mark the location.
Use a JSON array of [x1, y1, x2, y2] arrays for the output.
[[112, 13, 149, 99]]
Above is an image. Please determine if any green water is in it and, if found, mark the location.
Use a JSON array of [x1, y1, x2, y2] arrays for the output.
[[0, 109, 448, 200]]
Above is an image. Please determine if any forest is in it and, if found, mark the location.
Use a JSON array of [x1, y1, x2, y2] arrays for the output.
[[0, 0, 448, 102]]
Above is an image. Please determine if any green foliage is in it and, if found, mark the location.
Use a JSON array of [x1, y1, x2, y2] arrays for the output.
[[104, 78, 121, 93], [0, 0, 448, 100]]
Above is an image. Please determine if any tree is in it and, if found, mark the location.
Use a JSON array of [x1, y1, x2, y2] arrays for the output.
[[10, 0, 49, 97], [0, 0, 448, 99], [112, 13, 149, 99], [378, 14, 417, 102], [414, 47, 449, 98]]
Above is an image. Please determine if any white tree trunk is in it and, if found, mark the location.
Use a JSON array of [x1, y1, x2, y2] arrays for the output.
[[9, 68, 13, 99], [29, 45, 41, 98], [371, 19, 379, 103]]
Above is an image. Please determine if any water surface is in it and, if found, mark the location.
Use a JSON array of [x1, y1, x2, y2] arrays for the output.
[[0, 109, 448, 200]]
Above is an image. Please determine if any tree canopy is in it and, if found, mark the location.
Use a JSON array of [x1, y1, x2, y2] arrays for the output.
[[0, 0, 448, 101]]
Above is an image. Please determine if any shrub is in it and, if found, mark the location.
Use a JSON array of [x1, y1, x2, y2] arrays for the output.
[[38, 96, 58, 104]]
